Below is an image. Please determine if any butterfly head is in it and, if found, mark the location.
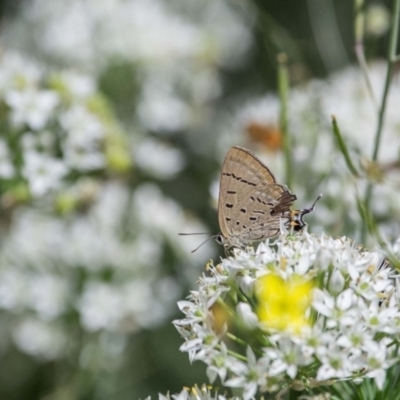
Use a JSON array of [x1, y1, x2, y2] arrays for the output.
[[288, 194, 322, 231]]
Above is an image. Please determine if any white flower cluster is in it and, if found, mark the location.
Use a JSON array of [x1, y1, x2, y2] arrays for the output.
[[174, 232, 399, 399], [4, 0, 252, 134], [6, 0, 251, 71], [0, 181, 213, 360], [143, 384, 241, 400], [0, 50, 129, 198]]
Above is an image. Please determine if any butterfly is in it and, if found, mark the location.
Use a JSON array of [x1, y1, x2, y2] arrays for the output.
[[180, 146, 320, 251], [214, 146, 321, 248]]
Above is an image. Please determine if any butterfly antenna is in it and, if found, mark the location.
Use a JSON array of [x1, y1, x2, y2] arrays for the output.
[[290, 194, 322, 232], [178, 232, 218, 253], [190, 236, 215, 253], [178, 233, 213, 236], [304, 194, 322, 214]]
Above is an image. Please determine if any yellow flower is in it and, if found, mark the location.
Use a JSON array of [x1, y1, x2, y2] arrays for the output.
[[209, 302, 229, 334], [256, 273, 314, 333]]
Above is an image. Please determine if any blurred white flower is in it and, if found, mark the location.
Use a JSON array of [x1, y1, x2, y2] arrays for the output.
[[321, 62, 400, 163], [126, 235, 163, 269], [21, 130, 57, 153], [0, 51, 128, 191], [3, 0, 253, 135], [0, 51, 42, 92], [22, 151, 68, 196], [34, 1, 95, 66], [57, 70, 96, 98], [135, 138, 186, 179], [60, 105, 104, 141], [132, 183, 215, 261], [5, 88, 59, 130], [62, 216, 122, 271], [2, 209, 66, 264], [6, 0, 252, 70], [60, 106, 105, 170], [29, 274, 69, 320], [78, 282, 124, 332], [91, 181, 130, 230], [133, 184, 186, 235], [121, 281, 153, 317], [0, 269, 29, 311], [238, 95, 280, 129], [135, 277, 182, 329], [0, 179, 205, 344], [13, 318, 67, 360], [137, 75, 191, 132], [123, 0, 201, 62]]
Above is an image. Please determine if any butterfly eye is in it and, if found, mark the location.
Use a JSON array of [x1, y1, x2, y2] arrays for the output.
[[215, 235, 224, 244]]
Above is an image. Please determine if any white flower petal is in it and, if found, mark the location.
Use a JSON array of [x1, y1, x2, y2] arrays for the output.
[[337, 288, 353, 310], [179, 338, 202, 352]]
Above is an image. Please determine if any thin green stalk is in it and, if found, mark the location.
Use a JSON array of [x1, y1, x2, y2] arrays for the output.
[[356, 197, 372, 242], [372, 0, 400, 162], [233, 282, 257, 309], [354, 0, 364, 44], [277, 53, 292, 188], [226, 332, 248, 347], [224, 348, 248, 362], [354, 0, 378, 108], [236, 289, 248, 304], [331, 116, 359, 177], [362, 0, 400, 243], [226, 332, 263, 356], [362, 184, 373, 244]]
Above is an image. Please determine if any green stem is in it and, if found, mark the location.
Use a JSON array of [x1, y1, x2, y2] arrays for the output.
[[331, 116, 359, 177], [226, 332, 263, 356], [372, 0, 400, 162], [277, 53, 292, 189], [226, 332, 247, 347], [236, 289, 248, 304], [362, 0, 400, 243], [234, 282, 257, 309], [354, 0, 378, 108], [222, 347, 248, 362], [354, 0, 364, 43]]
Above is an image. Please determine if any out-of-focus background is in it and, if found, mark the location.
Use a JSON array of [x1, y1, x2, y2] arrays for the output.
[[0, 0, 398, 398]]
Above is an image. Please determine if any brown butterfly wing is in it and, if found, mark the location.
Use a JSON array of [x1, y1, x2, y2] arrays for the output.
[[236, 186, 296, 243], [218, 146, 296, 245]]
